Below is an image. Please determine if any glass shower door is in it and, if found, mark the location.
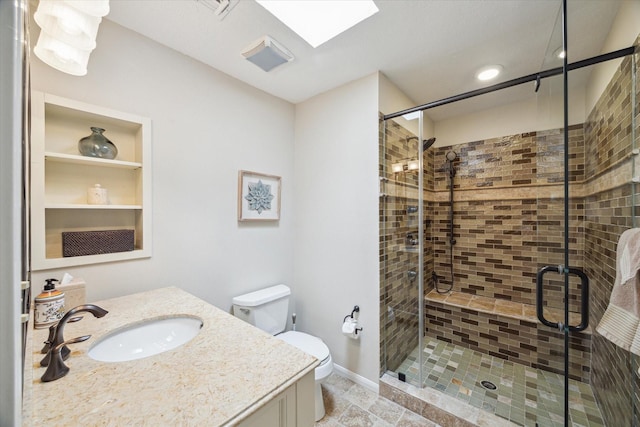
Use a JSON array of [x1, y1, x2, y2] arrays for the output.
[[535, 1, 638, 425], [380, 115, 424, 387], [533, 3, 591, 425]]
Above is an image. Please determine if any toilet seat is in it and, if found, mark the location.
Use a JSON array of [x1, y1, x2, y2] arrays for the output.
[[277, 331, 333, 383], [277, 331, 330, 364]]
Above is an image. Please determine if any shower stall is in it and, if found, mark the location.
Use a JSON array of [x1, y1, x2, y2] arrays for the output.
[[379, 2, 639, 426]]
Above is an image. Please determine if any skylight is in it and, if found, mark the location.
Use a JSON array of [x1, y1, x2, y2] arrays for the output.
[[255, 0, 379, 48]]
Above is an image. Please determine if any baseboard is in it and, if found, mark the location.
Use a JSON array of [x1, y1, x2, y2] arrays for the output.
[[332, 364, 379, 394]]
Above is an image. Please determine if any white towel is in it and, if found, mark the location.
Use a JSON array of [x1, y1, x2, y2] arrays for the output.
[[596, 228, 640, 355]]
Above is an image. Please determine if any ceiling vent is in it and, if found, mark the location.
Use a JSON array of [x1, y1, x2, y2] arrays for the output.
[[195, 0, 237, 20], [241, 36, 294, 72]]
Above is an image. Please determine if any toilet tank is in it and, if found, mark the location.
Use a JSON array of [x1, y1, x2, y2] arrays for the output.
[[232, 284, 291, 335]]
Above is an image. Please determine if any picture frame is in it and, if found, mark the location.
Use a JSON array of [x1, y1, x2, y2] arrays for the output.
[[238, 170, 281, 221]]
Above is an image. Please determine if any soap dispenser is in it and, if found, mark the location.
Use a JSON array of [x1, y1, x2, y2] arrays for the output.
[[34, 278, 65, 329]]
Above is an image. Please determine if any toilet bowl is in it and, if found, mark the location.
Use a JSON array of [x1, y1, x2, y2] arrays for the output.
[[232, 284, 333, 421], [276, 331, 333, 421]]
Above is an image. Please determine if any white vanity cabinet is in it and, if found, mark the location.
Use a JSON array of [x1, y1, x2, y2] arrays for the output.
[[30, 91, 152, 270], [238, 370, 315, 427]]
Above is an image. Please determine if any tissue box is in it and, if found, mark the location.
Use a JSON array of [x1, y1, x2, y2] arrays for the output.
[[58, 278, 86, 312], [62, 230, 134, 257]]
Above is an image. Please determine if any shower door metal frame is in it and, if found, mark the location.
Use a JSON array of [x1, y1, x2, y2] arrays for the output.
[[382, 47, 635, 123], [417, 113, 425, 387]]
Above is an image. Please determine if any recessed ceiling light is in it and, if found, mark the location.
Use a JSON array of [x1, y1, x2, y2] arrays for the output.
[[255, 0, 379, 48], [402, 111, 420, 121], [553, 47, 566, 59], [475, 65, 503, 82]]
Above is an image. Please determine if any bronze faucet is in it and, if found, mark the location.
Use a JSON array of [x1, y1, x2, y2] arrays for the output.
[[41, 335, 91, 382], [40, 304, 108, 371]]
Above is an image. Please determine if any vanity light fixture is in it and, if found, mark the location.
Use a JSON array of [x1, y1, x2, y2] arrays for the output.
[[255, 0, 378, 48], [475, 65, 503, 82], [392, 162, 405, 173], [407, 159, 420, 171], [33, 0, 109, 76], [392, 159, 420, 173]]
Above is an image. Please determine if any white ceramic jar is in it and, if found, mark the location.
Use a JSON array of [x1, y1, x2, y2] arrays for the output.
[[87, 183, 108, 205]]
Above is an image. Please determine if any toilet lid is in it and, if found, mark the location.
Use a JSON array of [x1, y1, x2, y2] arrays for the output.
[[277, 331, 330, 362]]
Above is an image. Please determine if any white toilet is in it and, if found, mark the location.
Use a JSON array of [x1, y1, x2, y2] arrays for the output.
[[232, 284, 333, 421]]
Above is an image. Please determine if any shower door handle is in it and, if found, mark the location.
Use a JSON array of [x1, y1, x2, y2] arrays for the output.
[[536, 265, 589, 332], [536, 266, 561, 329], [567, 267, 589, 332]]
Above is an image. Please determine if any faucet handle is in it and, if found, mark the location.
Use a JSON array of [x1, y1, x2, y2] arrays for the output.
[[41, 335, 91, 383], [41, 305, 108, 367], [40, 316, 84, 354]]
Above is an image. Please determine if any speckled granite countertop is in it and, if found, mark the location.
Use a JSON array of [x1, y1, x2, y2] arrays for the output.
[[24, 287, 318, 426]]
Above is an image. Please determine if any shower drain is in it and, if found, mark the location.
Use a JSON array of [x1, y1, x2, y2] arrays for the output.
[[480, 380, 497, 390]]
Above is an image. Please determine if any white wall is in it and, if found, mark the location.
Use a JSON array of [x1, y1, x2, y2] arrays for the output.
[[293, 73, 380, 384], [379, 72, 435, 138], [586, 0, 640, 114], [434, 90, 586, 146], [30, 19, 296, 311]]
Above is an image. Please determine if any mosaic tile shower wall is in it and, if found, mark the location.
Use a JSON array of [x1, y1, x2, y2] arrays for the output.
[[430, 127, 585, 310], [380, 122, 594, 382], [584, 53, 636, 427], [635, 46, 640, 427], [423, 127, 590, 384], [379, 117, 435, 376]]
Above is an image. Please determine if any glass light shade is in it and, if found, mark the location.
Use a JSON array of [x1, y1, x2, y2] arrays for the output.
[[392, 162, 405, 173], [407, 159, 419, 171], [34, 31, 91, 76], [34, 1, 101, 50], [65, 0, 110, 17]]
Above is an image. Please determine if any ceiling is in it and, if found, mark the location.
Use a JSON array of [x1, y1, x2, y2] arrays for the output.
[[106, 0, 622, 121]]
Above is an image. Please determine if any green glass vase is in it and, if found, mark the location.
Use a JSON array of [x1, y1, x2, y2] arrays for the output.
[[78, 127, 118, 159]]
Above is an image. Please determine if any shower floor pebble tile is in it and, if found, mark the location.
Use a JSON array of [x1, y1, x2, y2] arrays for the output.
[[316, 373, 440, 427], [395, 340, 604, 426]]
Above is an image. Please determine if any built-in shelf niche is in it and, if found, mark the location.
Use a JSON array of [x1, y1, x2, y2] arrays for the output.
[[31, 91, 152, 270]]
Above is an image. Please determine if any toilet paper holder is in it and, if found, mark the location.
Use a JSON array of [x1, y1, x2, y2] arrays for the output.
[[343, 305, 363, 336]]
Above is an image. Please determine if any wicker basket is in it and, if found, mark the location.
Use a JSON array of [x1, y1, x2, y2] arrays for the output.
[[62, 230, 135, 257]]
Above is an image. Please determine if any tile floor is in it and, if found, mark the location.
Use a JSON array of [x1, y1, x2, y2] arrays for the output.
[[316, 373, 440, 427], [395, 339, 604, 427]]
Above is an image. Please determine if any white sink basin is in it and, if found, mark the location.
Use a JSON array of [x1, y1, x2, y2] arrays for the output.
[[88, 315, 203, 362]]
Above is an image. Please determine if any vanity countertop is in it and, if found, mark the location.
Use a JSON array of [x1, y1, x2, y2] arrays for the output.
[[24, 287, 318, 426]]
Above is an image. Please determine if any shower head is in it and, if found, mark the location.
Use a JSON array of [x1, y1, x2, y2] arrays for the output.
[[446, 151, 457, 161], [423, 137, 436, 151]]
